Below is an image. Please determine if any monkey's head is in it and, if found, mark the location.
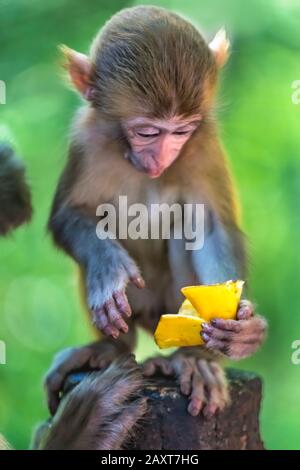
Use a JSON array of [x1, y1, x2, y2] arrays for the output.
[[62, 6, 229, 178]]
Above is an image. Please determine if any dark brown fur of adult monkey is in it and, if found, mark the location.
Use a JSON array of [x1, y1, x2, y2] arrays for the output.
[[42, 5, 267, 449], [0, 143, 32, 235]]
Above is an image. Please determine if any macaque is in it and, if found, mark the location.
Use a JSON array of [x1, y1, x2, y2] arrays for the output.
[[43, 5, 267, 447], [0, 143, 32, 235]]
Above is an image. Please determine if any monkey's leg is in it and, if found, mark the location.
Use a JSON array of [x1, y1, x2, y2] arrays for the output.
[[45, 327, 136, 415], [143, 349, 229, 417], [37, 356, 147, 450]]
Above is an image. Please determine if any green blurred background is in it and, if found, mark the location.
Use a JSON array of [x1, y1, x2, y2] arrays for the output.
[[0, 0, 299, 450]]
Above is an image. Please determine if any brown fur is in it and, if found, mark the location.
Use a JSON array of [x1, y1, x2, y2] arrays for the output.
[[50, 106, 246, 327], [89, 6, 218, 120], [44, 5, 259, 450], [0, 143, 32, 236], [35, 356, 147, 450]]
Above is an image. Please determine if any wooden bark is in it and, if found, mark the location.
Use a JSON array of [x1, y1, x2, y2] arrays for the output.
[[127, 369, 264, 450]]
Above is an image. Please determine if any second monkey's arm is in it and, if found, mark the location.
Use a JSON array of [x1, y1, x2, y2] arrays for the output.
[[45, 326, 137, 415], [48, 147, 145, 338]]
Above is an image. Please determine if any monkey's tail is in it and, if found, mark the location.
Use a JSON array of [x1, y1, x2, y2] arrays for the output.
[[35, 356, 148, 450]]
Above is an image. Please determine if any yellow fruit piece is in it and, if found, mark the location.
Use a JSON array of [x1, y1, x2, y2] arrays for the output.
[[181, 280, 244, 321], [178, 299, 200, 317], [154, 314, 204, 349]]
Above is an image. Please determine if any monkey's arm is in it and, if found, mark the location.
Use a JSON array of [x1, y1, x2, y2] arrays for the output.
[[45, 325, 137, 415], [191, 212, 267, 359], [143, 208, 266, 417], [0, 143, 32, 236], [48, 148, 145, 337], [191, 210, 246, 284]]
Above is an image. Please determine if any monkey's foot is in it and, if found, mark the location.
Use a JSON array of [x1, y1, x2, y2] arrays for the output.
[[201, 300, 267, 359], [44, 341, 123, 415], [40, 356, 148, 450], [142, 355, 229, 417]]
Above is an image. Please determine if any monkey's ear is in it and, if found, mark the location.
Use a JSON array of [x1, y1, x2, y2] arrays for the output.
[[59, 45, 95, 100], [209, 28, 230, 68]]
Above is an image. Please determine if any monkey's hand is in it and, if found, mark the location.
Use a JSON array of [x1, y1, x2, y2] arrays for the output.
[[201, 300, 267, 359], [142, 354, 229, 417], [87, 251, 145, 338], [45, 340, 127, 415]]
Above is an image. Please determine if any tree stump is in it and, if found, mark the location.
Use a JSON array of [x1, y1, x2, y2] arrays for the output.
[[127, 369, 264, 450]]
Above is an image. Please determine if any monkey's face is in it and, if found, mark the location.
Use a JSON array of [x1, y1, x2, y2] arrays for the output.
[[122, 116, 201, 178]]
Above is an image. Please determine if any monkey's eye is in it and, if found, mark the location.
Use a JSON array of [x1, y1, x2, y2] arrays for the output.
[[135, 128, 160, 138], [172, 130, 191, 136]]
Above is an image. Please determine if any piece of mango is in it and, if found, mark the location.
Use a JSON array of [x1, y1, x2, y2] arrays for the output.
[[154, 314, 204, 349], [181, 280, 244, 321], [178, 299, 200, 317]]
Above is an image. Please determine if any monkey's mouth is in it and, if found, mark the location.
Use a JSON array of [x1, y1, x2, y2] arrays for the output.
[[147, 168, 164, 178], [138, 164, 164, 179], [125, 151, 164, 178]]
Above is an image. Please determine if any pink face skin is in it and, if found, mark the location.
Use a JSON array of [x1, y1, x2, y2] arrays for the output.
[[122, 116, 202, 178]]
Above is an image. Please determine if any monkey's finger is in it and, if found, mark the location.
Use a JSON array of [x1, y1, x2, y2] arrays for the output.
[[94, 308, 120, 338], [142, 357, 173, 377], [155, 358, 173, 376], [204, 327, 264, 345], [203, 388, 224, 418], [113, 291, 132, 318], [142, 359, 158, 376], [202, 335, 229, 355], [130, 275, 146, 289], [237, 300, 254, 320], [47, 388, 60, 416], [173, 357, 193, 395], [202, 363, 229, 417], [201, 324, 233, 342], [45, 370, 67, 415], [44, 346, 92, 405], [197, 359, 217, 387], [211, 318, 243, 332], [208, 328, 266, 359], [90, 355, 109, 369], [197, 361, 219, 416], [209, 362, 229, 398], [105, 299, 129, 333], [234, 316, 267, 335], [103, 325, 120, 339], [187, 372, 205, 416]]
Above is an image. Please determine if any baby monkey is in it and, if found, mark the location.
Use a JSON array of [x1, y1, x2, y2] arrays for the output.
[[44, 5, 267, 437]]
